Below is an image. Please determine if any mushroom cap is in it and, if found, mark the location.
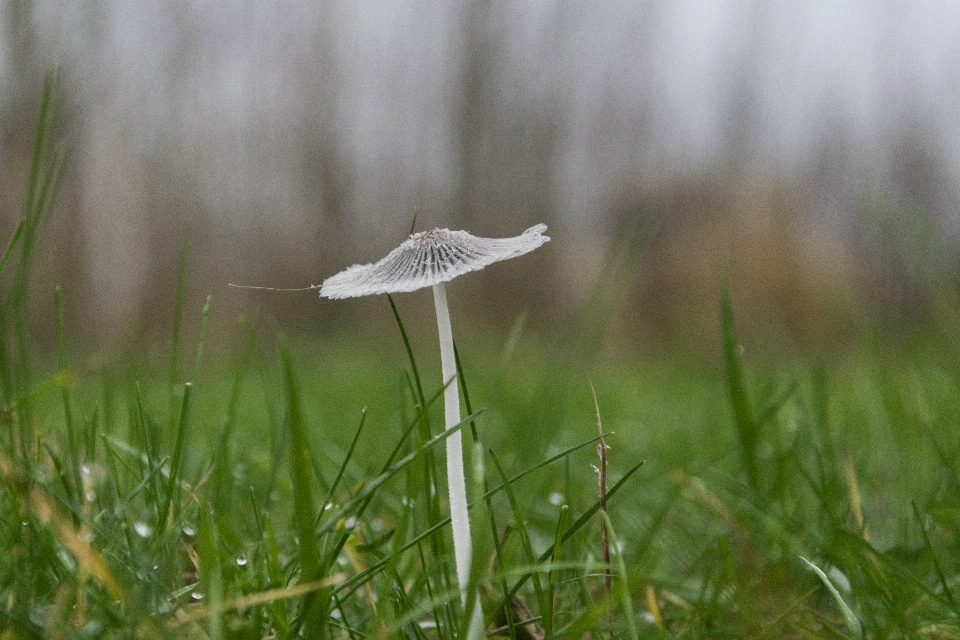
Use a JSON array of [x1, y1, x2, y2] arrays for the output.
[[320, 224, 550, 299]]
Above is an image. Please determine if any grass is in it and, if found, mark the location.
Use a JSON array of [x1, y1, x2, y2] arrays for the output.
[[7, 81, 960, 639]]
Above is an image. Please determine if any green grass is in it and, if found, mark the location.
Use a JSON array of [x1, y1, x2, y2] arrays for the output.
[[8, 80, 960, 639]]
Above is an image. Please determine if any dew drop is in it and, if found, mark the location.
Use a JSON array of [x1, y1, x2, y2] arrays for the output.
[[549, 492, 563, 506], [191, 591, 205, 601], [236, 555, 248, 567], [134, 522, 152, 538], [828, 566, 851, 593]]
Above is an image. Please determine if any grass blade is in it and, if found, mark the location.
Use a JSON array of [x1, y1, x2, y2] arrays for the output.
[[720, 280, 759, 491], [505, 459, 645, 600], [0, 219, 25, 279], [319, 408, 367, 527], [801, 557, 863, 639], [488, 448, 549, 632], [54, 286, 81, 509], [190, 295, 212, 383], [168, 234, 192, 427], [159, 382, 193, 533], [278, 340, 325, 638], [603, 511, 639, 640]]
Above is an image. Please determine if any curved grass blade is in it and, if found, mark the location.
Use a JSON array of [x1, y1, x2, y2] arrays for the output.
[[801, 557, 863, 639]]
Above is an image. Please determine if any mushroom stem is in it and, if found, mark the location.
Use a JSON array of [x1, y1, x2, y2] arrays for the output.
[[433, 282, 484, 637]]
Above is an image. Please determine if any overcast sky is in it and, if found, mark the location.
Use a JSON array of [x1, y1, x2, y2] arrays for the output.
[[2, 1, 959, 330]]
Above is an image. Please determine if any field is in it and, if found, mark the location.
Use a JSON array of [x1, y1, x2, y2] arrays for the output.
[[6, 81, 960, 640]]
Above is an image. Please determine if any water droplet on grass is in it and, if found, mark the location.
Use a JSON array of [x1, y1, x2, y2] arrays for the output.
[[134, 522, 152, 538]]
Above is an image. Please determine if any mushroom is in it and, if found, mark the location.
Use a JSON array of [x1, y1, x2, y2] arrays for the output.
[[320, 223, 550, 633]]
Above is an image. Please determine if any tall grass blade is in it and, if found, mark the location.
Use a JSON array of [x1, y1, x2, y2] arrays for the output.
[[21, 75, 59, 222], [548, 503, 570, 633], [388, 294, 439, 524], [488, 449, 549, 630], [168, 234, 192, 426], [211, 318, 256, 501], [388, 294, 426, 412], [0, 218, 24, 420], [0, 219, 24, 280], [720, 280, 759, 491], [320, 408, 366, 526], [190, 295, 212, 383], [3, 74, 63, 436], [197, 501, 224, 640], [159, 382, 193, 533], [264, 518, 292, 638], [54, 287, 81, 508], [911, 501, 956, 609], [602, 511, 639, 640], [278, 340, 326, 638]]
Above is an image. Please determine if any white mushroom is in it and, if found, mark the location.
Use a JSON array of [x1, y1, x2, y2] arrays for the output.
[[320, 223, 550, 635]]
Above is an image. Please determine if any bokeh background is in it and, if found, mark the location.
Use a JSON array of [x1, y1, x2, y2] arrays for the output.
[[2, 1, 959, 353]]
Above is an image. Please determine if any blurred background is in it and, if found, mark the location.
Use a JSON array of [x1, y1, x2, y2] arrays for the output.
[[2, 1, 960, 354]]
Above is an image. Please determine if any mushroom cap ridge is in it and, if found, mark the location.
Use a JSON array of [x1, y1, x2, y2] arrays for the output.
[[319, 224, 549, 299]]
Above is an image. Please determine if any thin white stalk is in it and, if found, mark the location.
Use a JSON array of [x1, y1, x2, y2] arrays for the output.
[[433, 282, 484, 639]]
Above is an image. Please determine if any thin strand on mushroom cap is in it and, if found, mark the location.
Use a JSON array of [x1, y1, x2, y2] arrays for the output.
[[319, 224, 549, 299]]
